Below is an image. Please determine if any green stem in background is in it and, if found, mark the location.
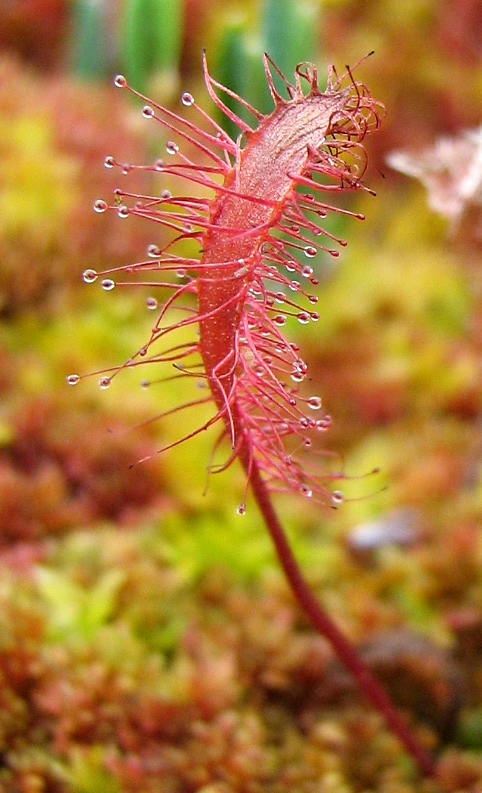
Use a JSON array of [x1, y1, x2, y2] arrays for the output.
[[69, 0, 111, 80], [261, 0, 320, 100], [214, 0, 321, 130], [213, 22, 265, 138], [121, 0, 182, 95]]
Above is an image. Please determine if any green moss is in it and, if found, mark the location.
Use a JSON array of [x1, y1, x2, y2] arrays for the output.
[[0, 115, 77, 238]]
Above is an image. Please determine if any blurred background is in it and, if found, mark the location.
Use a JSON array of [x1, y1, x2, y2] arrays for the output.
[[1, 1, 482, 790]]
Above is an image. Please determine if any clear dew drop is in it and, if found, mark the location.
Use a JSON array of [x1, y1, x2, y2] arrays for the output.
[[155, 159, 164, 171], [273, 315, 287, 327], [293, 359, 307, 374], [83, 268, 98, 284], [304, 245, 317, 258], [117, 205, 129, 218], [142, 105, 154, 118], [99, 376, 112, 390], [274, 291, 285, 304], [316, 415, 332, 431], [101, 279, 115, 291], [291, 372, 304, 383], [297, 312, 310, 325], [121, 164, 131, 175], [181, 91, 194, 106], [161, 189, 172, 200], [310, 312, 320, 322], [114, 74, 127, 88], [299, 417, 309, 428], [66, 374, 80, 385], [176, 268, 186, 278], [307, 396, 322, 410], [140, 380, 150, 389], [93, 199, 107, 213], [300, 485, 313, 498], [104, 156, 115, 169], [237, 504, 246, 516], [289, 280, 300, 292], [147, 244, 161, 257], [331, 490, 344, 506], [166, 141, 179, 155], [285, 261, 296, 272], [308, 295, 318, 304], [301, 265, 314, 277], [146, 297, 158, 310]]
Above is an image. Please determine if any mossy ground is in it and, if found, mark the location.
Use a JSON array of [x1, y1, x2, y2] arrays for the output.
[[1, 2, 482, 790]]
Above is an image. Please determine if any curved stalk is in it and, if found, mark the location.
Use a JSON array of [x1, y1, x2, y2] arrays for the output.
[[244, 453, 437, 779]]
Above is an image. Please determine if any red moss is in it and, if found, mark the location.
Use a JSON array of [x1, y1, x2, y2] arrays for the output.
[[0, 395, 167, 545]]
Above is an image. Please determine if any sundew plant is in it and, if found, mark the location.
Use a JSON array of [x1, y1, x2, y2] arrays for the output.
[[68, 54, 436, 778]]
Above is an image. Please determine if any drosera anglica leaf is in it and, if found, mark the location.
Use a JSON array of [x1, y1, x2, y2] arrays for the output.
[[70, 54, 439, 778], [73, 51, 384, 511]]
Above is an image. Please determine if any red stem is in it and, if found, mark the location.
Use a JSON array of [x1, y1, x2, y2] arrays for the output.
[[245, 455, 437, 779]]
